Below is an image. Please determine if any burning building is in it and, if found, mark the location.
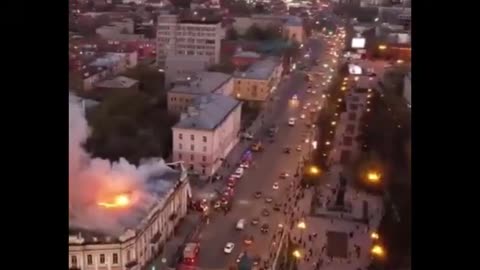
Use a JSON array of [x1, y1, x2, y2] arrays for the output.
[[69, 95, 192, 270]]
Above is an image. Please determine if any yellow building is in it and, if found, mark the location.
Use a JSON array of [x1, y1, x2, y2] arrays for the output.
[[233, 57, 283, 102]]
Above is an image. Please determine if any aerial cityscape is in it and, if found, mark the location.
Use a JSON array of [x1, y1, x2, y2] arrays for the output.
[[68, 0, 411, 270]]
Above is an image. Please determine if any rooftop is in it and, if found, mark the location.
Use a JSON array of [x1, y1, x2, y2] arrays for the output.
[[89, 53, 127, 68], [69, 163, 185, 244], [174, 94, 241, 130], [285, 16, 303, 27], [170, 72, 231, 95], [96, 76, 139, 89], [234, 57, 280, 81], [234, 51, 261, 59]]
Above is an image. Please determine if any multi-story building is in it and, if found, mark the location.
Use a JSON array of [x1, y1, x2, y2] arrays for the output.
[[167, 71, 234, 114], [233, 57, 283, 103], [284, 16, 305, 44], [171, 94, 242, 176], [156, 14, 225, 67], [164, 54, 211, 89], [68, 163, 191, 270]]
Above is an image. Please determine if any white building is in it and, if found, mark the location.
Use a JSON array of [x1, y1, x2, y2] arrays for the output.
[[164, 54, 210, 89], [167, 71, 234, 114], [172, 94, 242, 176], [96, 18, 145, 41], [69, 164, 191, 270], [156, 14, 225, 67]]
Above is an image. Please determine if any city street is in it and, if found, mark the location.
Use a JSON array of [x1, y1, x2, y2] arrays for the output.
[[196, 37, 329, 269]]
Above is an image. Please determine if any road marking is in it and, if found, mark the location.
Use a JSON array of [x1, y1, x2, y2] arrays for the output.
[[237, 199, 250, 205]]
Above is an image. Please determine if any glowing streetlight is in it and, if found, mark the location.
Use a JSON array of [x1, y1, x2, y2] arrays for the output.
[[341, 86, 347, 91], [292, 250, 302, 259], [312, 140, 318, 149], [297, 221, 307, 229], [371, 232, 380, 240], [308, 166, 320, 175], [371, 244, 385, 257], [367, 171, 381, 183], [378, 44, 387, 50], [325, 141, 331, 146]]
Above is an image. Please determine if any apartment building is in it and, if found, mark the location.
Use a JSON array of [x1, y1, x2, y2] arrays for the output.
[[156, 14, 225, 67], [167, 71, 234, 114], [233, 57, 283, 102], [164, 54, 210, 89], [172, 94, 242, 176]]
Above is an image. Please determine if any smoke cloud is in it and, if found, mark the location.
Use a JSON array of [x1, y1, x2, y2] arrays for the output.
[[69, 95, 174, 236]]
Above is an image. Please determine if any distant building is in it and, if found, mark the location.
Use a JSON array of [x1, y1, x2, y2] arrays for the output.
[[231, 50, 261, 69], [233, 57, 283, 102], [164, 54, 211, 89], [96, 18, 146, 41], [172, 94, 242, 176], [167, 71, 233, 114], [284, 16, 305, 44], [96, 76, 139, 91], [156, 14, 225, 67]]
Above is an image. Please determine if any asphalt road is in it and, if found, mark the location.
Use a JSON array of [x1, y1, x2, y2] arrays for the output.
[[196, 37, 331, 269]]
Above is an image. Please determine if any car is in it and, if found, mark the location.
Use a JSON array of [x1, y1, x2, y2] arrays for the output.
[[306, 89, 312, 93], [236, 252, 245, 263], [288, 118, 296, 126], [312, 90, 317, 94], [213, 201, 221, 209], [273, 203, 282, 211], [236, 219, 246, 230], [300, 113, 306, 119], [244, 235, 254, 245], [292, 94, 298, 100], [251, 141, 263, 152], [251, 217, 260, 225], [303, 105, 308, 110], [284, 147, 291, 154], [241, 132, 254, 140], [273, 182, 279, 190], [224, 242, 235, 254], [260, 223, 270, 234], [253, 256, 261, 266], [306, 102, 311, 107], [296, 145, 302, 151], [254, 191, 263, 199], [227, 179, 236, 188], [240, 161, 250, 169], [265, 197, 273, 203], [280, 172, 290, 179], [232, 167, 244, 178], [262, 208, 270, 217]]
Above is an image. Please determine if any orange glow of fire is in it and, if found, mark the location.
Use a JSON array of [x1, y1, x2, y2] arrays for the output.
[[97, 194, 131, 209]]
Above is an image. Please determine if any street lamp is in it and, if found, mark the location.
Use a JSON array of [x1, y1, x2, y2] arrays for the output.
[[371, 244, 385, 258], [378, 44, 387, 51], [308, 166, 320, 175], [367, 171, 381, 183], [297, 221, 307, 229], [371, 232, 380, 240], [292, 249, 302, 258]]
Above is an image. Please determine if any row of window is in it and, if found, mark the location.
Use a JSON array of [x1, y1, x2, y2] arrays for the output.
[[178, 153, 207, 162], [179, 144, 208, 152], [176, 50, 214, 56], [71, 253, 119, 266], [170, 96, 193, 103], [177, 44, 215, 50], [178, 134, 207, 142]]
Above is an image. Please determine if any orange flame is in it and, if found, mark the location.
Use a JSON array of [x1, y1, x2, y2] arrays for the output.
[[97, 194, 131, 209]]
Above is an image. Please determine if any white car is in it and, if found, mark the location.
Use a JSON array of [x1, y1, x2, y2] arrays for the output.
[[273, 182, 279, 190], [300, 114, 306, 119], [288, 118, 296, 126], [303, 105, 308, 110], [232, 167, 244, 178], [241, 132, 254, 140], [292, 94, 298, 100], [312, 90, 317, 94], [224, 242, 235, 254]]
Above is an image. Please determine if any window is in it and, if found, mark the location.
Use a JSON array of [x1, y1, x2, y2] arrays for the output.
[[203, 146, 207, 152], [71, 255, 77, 265], [202, 136, 207, 142], [87, 255, 93, 265], [179, 143, 183, 150], [127, 250, 131, 261], [179, 133, 183, 139], [202, 168, 206, 175], [178, 153, 182, 159], [100, 254, 105, 264], [190, 144, 194, 151], [190, 154, 194, 161], [202, 156, 206, 162], [190, 134, 195, 140], [113, 253, 119, 264]]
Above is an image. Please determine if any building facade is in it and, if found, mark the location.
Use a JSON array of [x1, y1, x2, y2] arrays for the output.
[[164, 54, 210, 89], [167, 71, 234, 114], [233, 57, 283, 102], [172, 94, 242, 176], [156, 14, 225, 67], [68, 165, 192, 270], [403, 71, 411, 106]]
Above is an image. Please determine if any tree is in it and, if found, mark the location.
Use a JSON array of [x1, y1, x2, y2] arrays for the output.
[[226, 28, 239, 40], [244, 24, 265, 40]]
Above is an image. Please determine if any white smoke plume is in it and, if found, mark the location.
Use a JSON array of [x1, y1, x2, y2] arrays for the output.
[[69, 95, 174, 236]]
